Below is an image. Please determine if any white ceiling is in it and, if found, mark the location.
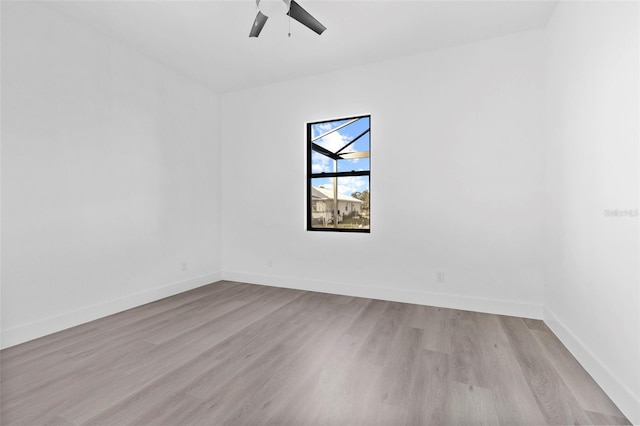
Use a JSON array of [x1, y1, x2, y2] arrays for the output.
[[42, 0, 558, 93]]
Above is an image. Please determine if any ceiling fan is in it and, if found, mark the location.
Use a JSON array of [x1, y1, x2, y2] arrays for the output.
[[249, 0, 326, 38]]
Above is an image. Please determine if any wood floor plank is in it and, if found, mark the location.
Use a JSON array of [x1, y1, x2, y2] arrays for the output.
[[222, 339, 344, 420], [5, 286, 304, 425], [250, 299, 383, 425], [343, 298, 388, 338], [473, 312, 547, 425], [447, 381, 501, 426], [356, 300, 408, 366], [406, 302, 430, 329], [1, 284, 282, 409], [0, 281, 241, 380], [1, 290, 246, 392], [33, 286, 296, 425], [180, 292, 343, 401], [128, 392, 204, 426], [450, 313, 488, 388], [79, 287, 307, 425], [0, 282, 631, 426], [585, 409, 633, 426], [406, 349, 450, 426], [499, 315, 593, 425], [531, 327, 627, 418], [423, 306, 454, 353], [382, 325, 424, 408], [0, 281, 234, 367], [218, 297, 371, 425], [523, 318, 549, 331], [42, 416, 74, 426], [88, 290, 340, 424], [283, 354, 396, 426]]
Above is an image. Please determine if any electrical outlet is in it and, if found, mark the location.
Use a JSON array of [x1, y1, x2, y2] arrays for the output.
[[181, 262, 187, 272], [267, 259, 273, 267], [436, 272, 445, 283]]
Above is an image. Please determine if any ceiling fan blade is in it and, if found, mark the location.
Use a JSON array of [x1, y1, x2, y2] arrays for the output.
[[249, 11, 268, 37], [287, 0, 326, 35]]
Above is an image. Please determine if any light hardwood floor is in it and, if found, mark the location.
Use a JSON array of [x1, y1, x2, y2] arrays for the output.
[[0, 281, 630, 425]]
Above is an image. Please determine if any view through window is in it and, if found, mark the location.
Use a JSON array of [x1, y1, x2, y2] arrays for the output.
[[307, 115, 370, 232]]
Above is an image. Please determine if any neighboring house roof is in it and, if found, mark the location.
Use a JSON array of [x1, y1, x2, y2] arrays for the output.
[[312, 186, 363, 203], [311, 187, 328, 200]]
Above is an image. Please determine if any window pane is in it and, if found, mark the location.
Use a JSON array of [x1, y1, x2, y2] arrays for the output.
[[313, 117, 370, 155], [311, 119, 351, 140], [309, 177, 369, 230], [310, 178, 335, 229], [311, 151, 335, 174], [350, 131, 369, 153], [337, 176, 369, 230]]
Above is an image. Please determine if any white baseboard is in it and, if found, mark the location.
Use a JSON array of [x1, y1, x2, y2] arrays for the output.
[[544, 308, 640, 425], [221, 271, 543, 319], [0, 272, 222, 350]]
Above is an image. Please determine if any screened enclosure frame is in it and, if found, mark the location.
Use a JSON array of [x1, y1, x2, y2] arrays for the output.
[[306, 114, 371, 233]]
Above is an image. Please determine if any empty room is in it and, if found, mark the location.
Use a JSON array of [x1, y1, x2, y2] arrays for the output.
[[1, 0, 639, 425]]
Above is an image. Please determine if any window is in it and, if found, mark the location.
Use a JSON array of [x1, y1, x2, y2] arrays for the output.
[[307, 115, 370, 232]]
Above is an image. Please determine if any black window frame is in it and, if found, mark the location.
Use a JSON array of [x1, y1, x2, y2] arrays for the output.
[[306, 114, 371, 233]]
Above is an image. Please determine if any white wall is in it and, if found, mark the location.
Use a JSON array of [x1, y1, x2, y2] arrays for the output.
[[221, 29, 546, 319], [544, 1, 640, 423], [0, 2, 222, 348]]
